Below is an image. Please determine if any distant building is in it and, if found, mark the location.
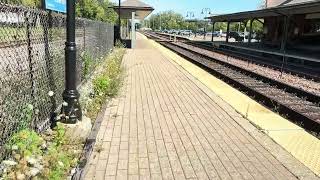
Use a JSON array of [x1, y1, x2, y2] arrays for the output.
[[266, 0, 316, 7]]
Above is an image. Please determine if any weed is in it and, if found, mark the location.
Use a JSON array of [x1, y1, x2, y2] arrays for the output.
[[6, 130, 43, 157], [2, 124, 81, 179], [82, 52, 94, 79], [93, 75, 110, 97], [95, 143, 103, 153], [245, 104, 250, 119], [85, 47, 125, 120], [52, 123, 66, 147], [17, 104, 34, 131], [115, 40, 125, 48]]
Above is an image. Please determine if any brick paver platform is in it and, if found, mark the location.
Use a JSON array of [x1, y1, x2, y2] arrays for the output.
[[83, 34, 317, 180]]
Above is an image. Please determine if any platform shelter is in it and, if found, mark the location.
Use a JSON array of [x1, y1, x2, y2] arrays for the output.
[[113, 0, 154, 48]]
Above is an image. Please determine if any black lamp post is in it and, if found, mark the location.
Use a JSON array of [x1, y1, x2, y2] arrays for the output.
[[118, 0, 121, 38], [186, 11, 195, 36], [186, 11, 194, 18], [201, 8, 211, 40], [62, 0, 82, 123]]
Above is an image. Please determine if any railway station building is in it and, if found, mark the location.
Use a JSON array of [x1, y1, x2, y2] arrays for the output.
[[207, 0, 320, 73]]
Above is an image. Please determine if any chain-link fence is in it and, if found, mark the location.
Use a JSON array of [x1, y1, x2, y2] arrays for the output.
[[0, 3, 114, 158]]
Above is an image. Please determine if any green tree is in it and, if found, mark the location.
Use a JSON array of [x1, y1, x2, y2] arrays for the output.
[[76, 0, 118, 23], [5, 0, 41, 8]]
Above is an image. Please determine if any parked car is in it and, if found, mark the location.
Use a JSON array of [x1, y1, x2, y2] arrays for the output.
[[167, 29, 174, 34], [206, 31, 220, 37], [228, 31, 244, 41], [180, 30, 192, 36], [172, 29, 180, 35]]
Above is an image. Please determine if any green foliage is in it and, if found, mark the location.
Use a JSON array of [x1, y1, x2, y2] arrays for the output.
[[3, 125, 80, 179], [45, 144, 78, 180], [86, 48, 125, 120], [82, 52, 94, 79], [76, 0, 118, 23], [52, 124, 66, 147], [115, 40, 125, 48], [7, 130, 43, 157], [252, 19, 264, 33], [144, 11, 264, 34], [17, 104, 34, 131], [148, 11, 186, 30], [93, 48, 124, 98], [5, 0, 41, 8], [5, 0, 118, 23], [93, 75, 110, 97]]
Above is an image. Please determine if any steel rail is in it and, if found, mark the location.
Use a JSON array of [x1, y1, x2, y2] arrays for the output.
[[142, 31, 320, 132], [148, 31, 320, 81]]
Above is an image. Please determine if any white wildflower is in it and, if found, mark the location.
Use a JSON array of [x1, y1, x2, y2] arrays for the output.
[[11, 145, 18, 151], [26, 156, 37, 165], [56, 115, 61, 120], [70, 168, 76, 175], [41, 143, 47, 149], [29, 167, 40, 176], [58, 161, 64, 167], [48, 91, 54, 97], [16, 173, 25, 180], [3, 160, 17, 166], [27, 104, 33, 110], [62, 102, 68, 106]]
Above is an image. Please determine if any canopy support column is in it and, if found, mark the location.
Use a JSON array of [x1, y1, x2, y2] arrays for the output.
[[248, 19, 254, 44], [131, 12, 136, 48], [226, 21, 230, 43], [126, 19, 129, 38], [203, 21, 206, 40], [211, 22, 215, 42], [280, 15, 290, 74]]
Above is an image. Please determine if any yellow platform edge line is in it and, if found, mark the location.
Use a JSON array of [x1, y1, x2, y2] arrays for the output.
[[143, 35, 320, 176]]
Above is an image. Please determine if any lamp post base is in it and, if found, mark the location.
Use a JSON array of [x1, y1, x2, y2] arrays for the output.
[[62, 89, 82, 124]]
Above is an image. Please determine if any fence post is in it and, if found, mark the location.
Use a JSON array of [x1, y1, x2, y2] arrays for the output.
[[62, 0, 82, 123], [42, 11, 57, 114], [83, 20, 86, 51], [26, 12, 35, 101]]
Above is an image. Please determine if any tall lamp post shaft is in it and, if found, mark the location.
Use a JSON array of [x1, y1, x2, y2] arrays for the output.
[[118, 0, 121, 39], [62, 0, 82, 123]]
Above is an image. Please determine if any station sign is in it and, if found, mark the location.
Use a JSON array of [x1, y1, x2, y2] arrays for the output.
[[44, 0, 66, 13]]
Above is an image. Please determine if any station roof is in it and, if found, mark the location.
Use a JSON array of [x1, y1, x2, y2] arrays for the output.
[[207, 0, 320, 22], [112, 0, 154, 20]]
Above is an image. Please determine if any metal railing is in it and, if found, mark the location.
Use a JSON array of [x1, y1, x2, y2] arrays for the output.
[[0, 3, 114, 158]]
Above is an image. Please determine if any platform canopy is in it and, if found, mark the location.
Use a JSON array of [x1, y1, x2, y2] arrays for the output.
[[206, 0, 320, 22], [113, 0, 154, 20]]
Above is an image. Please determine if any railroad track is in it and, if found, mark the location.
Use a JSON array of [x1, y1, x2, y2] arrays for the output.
[[146, 31, 320, 81], [143, 31, 320, 132], [187, 41, 320, 81]]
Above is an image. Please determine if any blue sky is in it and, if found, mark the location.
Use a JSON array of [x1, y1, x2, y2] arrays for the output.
[[112, 0, 262, 19]]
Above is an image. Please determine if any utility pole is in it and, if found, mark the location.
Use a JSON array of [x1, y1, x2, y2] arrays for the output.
[[62, 0, 82, 123]]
